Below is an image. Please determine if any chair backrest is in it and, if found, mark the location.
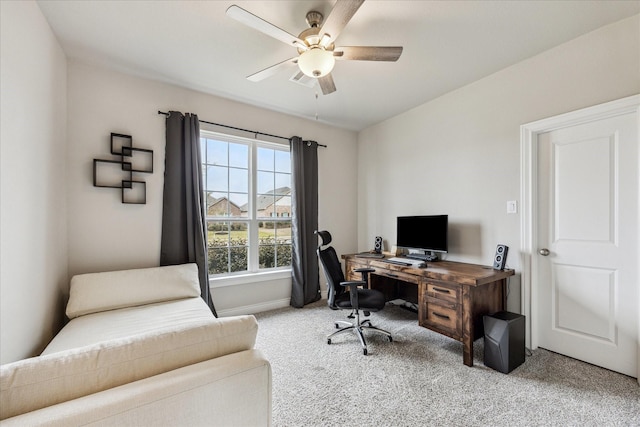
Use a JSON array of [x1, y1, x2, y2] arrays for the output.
[[316, 231, 346, 309]]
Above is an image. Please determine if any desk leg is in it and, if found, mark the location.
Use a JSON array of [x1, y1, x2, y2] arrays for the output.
[[462, 286, 474, 367], [501, 278, 507, 309]]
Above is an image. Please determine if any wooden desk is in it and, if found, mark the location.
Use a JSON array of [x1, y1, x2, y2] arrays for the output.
[[343, 254, 515, 367]]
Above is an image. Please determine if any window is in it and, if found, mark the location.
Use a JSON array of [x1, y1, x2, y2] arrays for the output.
[[201, 131, 292, 278]]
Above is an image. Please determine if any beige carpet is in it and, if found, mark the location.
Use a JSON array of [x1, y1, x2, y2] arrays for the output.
[[255, 300, 639, 426]]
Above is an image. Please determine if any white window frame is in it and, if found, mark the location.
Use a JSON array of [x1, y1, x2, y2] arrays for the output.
[[200, 129, 292, 287]]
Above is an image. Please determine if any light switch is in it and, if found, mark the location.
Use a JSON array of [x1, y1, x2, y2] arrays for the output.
[[507, 200, 518, 214]]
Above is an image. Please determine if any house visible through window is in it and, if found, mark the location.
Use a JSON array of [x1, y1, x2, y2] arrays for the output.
[[201, 131, 292, 277]]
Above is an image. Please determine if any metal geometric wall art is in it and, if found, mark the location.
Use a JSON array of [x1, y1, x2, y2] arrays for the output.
[[93, 133, 153, 204]]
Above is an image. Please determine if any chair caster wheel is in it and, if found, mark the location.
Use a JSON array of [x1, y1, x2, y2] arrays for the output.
[[363, 348, 368, 355], [388, 336, 393, 342], [327, 338, 332, 345]]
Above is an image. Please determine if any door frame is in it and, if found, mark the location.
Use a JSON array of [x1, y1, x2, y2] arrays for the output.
[[519, 94, 640, 371]]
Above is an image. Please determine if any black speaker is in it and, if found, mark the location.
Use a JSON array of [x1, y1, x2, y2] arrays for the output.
[[483, 311, 525, 374], [374, 236, 382, 254], [492, 244, 508, 270]]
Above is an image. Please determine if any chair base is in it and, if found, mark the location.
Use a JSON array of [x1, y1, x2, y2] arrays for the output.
[[327, 311, 392, 355]]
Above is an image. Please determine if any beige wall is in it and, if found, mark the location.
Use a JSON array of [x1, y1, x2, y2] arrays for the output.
[[357, 15, 640, 313], [66, 62, 358, 315], [0, 1, 68, 363]]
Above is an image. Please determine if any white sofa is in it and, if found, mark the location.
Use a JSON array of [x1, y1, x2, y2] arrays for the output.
[[0, 264, 272, 426]]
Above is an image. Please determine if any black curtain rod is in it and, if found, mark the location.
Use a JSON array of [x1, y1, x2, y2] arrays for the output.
[[157, 111, 326, 147]]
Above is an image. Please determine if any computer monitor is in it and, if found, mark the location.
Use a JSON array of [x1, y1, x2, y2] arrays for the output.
[[396, 215, 448, 255]]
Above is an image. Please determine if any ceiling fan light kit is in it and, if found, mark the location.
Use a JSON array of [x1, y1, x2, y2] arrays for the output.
[[298, 47, 335, 78], [226, 0, 402, 95]]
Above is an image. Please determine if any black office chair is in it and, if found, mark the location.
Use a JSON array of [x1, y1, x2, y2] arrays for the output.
[[315, 230, 392, 355]]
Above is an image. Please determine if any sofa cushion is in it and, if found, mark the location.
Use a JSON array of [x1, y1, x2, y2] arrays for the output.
[[66, 263, 201, 319], [43, 297, 215, 355], [0, 314, 258, 420]]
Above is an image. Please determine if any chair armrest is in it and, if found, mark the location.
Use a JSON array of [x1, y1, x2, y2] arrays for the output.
[[340, 281, 365, 309], [339, 280, 365, 289], [353, 267, 374, 289]]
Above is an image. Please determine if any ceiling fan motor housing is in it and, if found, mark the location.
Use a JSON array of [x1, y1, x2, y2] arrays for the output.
[[305, 11, 323, 28]]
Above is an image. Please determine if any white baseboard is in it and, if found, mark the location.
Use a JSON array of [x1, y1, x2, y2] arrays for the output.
[[217, 290, 328, 317], [217, 298, 291, 317]]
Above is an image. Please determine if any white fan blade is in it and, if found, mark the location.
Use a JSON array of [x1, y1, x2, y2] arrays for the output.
[[319, 0, 365, 47], [334, 46, 403, 61], [318, 74, 337, 95], [247, 57, 298, 82], [227, 5, 307, 49]]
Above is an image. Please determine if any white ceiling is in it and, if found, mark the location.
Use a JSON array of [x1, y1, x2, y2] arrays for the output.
[[37, 0, 640, 131]]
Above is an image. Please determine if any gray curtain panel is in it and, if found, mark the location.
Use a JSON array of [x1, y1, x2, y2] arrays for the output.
[[160, 111, 217, 317], [290, 136, 321, 308]]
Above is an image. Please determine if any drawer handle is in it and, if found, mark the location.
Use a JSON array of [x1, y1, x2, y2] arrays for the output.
[[433, 312, 450, 320], [433, 287, 450, 294]]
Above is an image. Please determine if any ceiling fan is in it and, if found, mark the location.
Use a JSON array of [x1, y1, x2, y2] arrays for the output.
[[226, 0, 403, 95]]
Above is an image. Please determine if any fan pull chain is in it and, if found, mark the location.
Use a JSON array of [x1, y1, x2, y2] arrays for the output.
[[315, 91, 319, 121]]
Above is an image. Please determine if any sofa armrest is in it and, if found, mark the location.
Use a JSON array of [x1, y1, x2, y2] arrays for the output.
[[0, 349, 271, 427], [0, 315, 258, 420]]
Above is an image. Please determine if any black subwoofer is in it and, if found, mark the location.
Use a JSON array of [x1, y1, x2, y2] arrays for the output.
[[483, 311, 525, 374]]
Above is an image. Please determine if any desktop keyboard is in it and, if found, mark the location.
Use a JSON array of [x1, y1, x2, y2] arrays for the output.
[[386, 257, 425, 266], [407, 254, 439, 262]]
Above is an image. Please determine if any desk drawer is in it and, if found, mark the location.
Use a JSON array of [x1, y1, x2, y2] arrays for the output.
[[425, 281, 460, 304], [422, 297, 461, 338], [374, 268, 420, 284]]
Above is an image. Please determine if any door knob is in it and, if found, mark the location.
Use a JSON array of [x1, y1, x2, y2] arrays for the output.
[[538, 248, 550, 256]]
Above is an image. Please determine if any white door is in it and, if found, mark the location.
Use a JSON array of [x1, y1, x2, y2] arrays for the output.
[[535, 108, 638, 377]]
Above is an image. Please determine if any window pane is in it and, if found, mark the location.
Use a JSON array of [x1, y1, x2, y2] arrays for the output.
[[208, 221, 230, 247], [257, 171, 275, 194], [258, 221, 292, 268], [229, 221, 248, 245], [274, 195, 291, 218], [260, 221, 274, 237], [207, 165, 228, 192], [274, 178, 290, 194], [275, 220, 292, 242], [229, 193, 248, 218], [275, 150, 290, 173], [276, 244, 292, 267], [207, 221, 249, 275], [208, 248, 229, 275], [257, 147, 274, 171], [207, 192, 230, 216], [207, 139, 228, 166], [229, 247, 248, 272], [229, 167, 248, 193], [258, 221, 276, 268], [257, 194, 275, 218], [229, 143, 248, 168], [229, 221, 249, 274]]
